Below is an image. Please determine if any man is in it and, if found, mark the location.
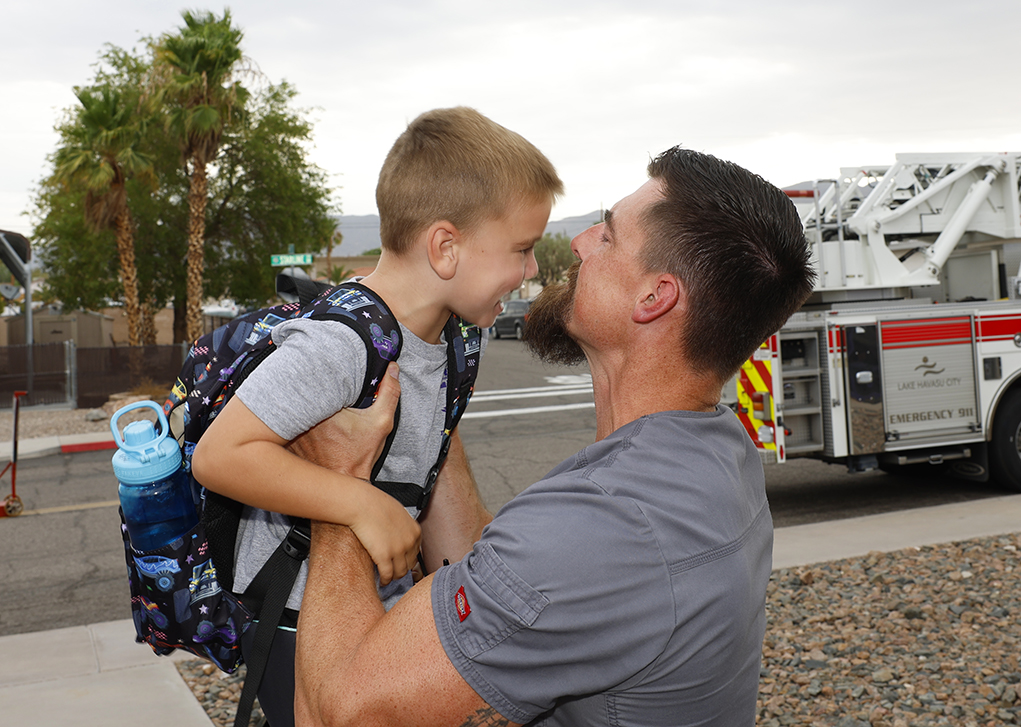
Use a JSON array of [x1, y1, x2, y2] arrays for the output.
[[293, 147, 816, 726]]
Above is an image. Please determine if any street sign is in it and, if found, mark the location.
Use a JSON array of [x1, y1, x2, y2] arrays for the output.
[[271, 253, 313, 266]]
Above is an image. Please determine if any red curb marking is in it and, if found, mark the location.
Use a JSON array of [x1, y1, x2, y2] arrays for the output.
[[61, 441, 118, 453]]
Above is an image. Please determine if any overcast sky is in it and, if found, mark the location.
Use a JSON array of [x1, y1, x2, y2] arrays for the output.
[[4, 0, 1020, 240]]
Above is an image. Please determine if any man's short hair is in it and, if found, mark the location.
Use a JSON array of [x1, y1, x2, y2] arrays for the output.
[[376, 107, 563, 254], [644, 147, 816, 381]]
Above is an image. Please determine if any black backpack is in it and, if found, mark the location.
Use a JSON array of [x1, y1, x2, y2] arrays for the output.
[[118, 278, 481, 727]]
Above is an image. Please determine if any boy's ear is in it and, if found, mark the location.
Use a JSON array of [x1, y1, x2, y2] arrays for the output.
[[632, 273, 682, 323], [425, 221, 460, 281]]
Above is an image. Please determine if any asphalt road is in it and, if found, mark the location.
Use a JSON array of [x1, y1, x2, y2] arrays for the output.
[[0, 337, 1008, 636]]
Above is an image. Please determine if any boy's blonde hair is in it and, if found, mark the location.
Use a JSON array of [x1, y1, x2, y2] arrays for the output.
[[376, 107, 563, 254]]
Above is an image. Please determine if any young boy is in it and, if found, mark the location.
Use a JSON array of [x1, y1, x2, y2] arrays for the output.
[[191, 106, 562, 727]]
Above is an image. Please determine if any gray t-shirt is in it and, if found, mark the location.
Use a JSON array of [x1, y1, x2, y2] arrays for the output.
[[432, 407, 772, 726], [233, 315, 477, 611]]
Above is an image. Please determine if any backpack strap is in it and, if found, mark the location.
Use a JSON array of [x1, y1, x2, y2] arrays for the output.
[[443, 314, 482, 432], [230, 282, 401, 727], [231, 305, 480, 726], [372, 314, 481, 513], [233, 519, 311, 727]]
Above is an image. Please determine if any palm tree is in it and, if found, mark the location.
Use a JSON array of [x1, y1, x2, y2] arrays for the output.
[[154, 9, 247, 342], [54, 86, 154, 346]]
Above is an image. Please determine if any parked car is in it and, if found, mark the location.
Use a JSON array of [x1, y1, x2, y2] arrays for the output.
[[491, 298, 531, 340]]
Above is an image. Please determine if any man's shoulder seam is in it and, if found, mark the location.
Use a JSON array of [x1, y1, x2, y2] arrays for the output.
[[668, 501, 771, 576], [579, 416, 644, 479]]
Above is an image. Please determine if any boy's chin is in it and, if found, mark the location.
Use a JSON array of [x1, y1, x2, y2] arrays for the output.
[[456, 312, 492, 328]]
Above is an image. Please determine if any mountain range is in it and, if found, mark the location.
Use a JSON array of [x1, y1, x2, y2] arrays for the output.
[[325, 211, 604, 256]]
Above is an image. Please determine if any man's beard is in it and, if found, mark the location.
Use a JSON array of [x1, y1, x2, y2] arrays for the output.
[[523, 261, 586, 365]]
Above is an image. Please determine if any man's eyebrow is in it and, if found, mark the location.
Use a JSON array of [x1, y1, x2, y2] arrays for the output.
[[604, 209, 615, 234]]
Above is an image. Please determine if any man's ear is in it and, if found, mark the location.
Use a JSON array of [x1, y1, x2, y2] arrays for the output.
[[633, 274, 682, 323], [425, 221, 460, 280]]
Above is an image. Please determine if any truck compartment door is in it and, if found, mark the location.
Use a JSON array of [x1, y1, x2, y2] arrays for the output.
[[879, 316, 979, 442], [845, 324, 886, 454]]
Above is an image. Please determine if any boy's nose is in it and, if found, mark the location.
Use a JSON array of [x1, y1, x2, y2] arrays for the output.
[[524, 248, 539, 280]]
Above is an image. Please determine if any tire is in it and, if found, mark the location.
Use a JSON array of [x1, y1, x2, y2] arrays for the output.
[[3, 494, 23, 517], [514, 323, 523, 340], [492, 326, 501, 339], [150, 609, 169, 629], [989, 387, 1021, 492], [156, 571, 174, 592]]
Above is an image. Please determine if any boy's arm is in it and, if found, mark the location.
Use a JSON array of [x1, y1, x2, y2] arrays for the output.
[[191, 392, 420, 584], [418, 428, 492, 573], [289, 416, 491, 573]]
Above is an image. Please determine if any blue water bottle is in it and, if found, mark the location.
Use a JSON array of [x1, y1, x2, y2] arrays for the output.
[[111, 401, 198, 551]]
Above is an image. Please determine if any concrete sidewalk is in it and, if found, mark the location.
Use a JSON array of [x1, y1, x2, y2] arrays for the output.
[[772, 492, 1021, 569], [0, 431, 210, 726], [0, 621, 214, 727], [1, 430, 1019, 727], [0, 429, 118, 461]]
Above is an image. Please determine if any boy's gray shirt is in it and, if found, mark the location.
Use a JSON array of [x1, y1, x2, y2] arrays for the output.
[[233, 315, 476, 610]]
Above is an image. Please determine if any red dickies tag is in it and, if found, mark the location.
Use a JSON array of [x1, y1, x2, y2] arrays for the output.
[[455, 585, 471, 622]]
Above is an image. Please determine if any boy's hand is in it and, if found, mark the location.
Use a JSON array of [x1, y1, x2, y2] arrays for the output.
[[289, 362, 417, 582], [349, 486, 421, 585], [288, 362, 401, 480]]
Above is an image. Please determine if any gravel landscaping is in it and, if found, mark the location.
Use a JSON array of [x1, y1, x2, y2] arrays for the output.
[[175, 660, 265, 727], [759, 534, 1020, 726], [0, 400, 158, 440]]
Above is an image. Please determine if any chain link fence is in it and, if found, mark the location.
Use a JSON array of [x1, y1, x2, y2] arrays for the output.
[[0, 343, 188, 409]]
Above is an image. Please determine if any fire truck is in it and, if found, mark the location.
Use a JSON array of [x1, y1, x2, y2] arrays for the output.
[[733, 152, 1021, 491]]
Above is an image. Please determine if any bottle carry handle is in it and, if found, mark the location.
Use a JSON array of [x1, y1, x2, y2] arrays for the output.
[[110, 401, 171, 461]]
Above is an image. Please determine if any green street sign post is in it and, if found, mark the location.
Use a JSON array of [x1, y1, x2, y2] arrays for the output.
[[271, 253, 313, 266]]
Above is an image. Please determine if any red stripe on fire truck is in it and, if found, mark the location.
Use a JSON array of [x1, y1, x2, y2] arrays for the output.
[[881, 317, 972, 350], [977, 314, 1021, 342]]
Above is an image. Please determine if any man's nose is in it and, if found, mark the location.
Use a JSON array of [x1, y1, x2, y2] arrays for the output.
[[571, 223, 603, 260]]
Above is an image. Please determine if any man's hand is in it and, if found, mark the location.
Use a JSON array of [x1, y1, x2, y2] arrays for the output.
[[289, 362, 416, 582], [288, 362, 401, 481]]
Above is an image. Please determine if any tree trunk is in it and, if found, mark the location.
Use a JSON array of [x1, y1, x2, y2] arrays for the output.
[[115, 208, 143, 347], [140, 299, 158, 345], [173, 295, 187, 344], [185, 161, 209, 343]]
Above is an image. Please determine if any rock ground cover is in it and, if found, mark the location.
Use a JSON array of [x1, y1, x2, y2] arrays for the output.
[[759, 534, 1020, 726], [0, 399, 158, 440]]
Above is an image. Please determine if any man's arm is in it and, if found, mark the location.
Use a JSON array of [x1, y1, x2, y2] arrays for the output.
[[418, 428, 493, 573], [292, 371, 517, 727], [295, 523, 519, 727]]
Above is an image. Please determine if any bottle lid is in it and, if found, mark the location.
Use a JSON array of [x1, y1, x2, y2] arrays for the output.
[[111, 401, 182, 484]]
